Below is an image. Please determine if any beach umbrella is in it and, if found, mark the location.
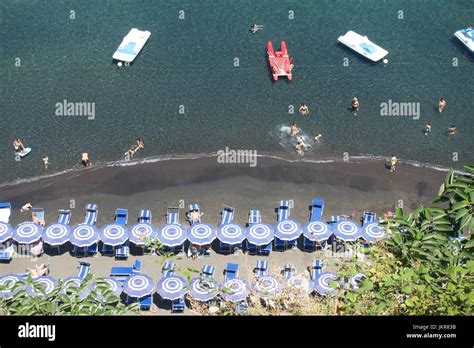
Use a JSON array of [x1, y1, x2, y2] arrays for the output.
[[13, 222, 42, 244], [100, 278, 124, 297], [43, 223, 70, 246], [349, 273, 365, 290], [332, 220, 362, 242], [303, 220, 332, 242], [361, 223, 385, 243], [187, 223, 217, 246], [274, 219, 302, 241], [26, 276, 58, 297], [252, 276, 282, 298], [287, 274, 311, 294], [61, 277, 84, 295], [100, 223, 128, 246], [0, 274, 24, 299], [156, 224, 187, 247], [123, 274, 155, 298], [156, 274, 188, 300], [217, 223, 246, 245], [188, 277, 219, 302], [311, 272, 338, 296], [0, 222, 13, 243], [246, 223, 274, 246], [220, 278, 250, 303], [70, 224, 99, 247], [128, 223, 156, 246]]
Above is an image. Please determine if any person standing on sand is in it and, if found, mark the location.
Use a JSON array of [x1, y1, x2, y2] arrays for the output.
[[438, 98, 447, 113], [390, 155, 398, 172]]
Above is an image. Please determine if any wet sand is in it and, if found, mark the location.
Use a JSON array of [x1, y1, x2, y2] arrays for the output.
[[0, 157, 446, 314]]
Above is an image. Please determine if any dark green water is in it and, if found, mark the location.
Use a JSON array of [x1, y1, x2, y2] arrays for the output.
[[1, 0, 473, 185]]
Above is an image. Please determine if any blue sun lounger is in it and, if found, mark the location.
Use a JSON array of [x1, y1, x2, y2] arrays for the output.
[[310, 199, 324, 221], [362, 211, 376, 225], [283, 264, 296, 280], [110, 259, 141, 278], [76, 262, 91, 279], [220, 206, 234, 225], [162, 261, 176, 277], [172, 297, 185, 312], [0, 246, 14, 263], [167, 207, 179, 225], [0, 202, 11, 223], [254, 260, 268, 277], [187, 204, 201, 225], [201, 264, 215, 278], [109, 208, 129, 259], [138, 209, 151, 223], [225, 263, 239, 281], [139, 295, 152, 311], [58, 209, 71, 225], [312, 259, 324, 277], [84, 204, 98, 225], [115, 209, 128, 225]]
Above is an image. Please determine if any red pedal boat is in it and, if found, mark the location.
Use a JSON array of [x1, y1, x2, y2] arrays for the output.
[[267, 41, 293, 81]]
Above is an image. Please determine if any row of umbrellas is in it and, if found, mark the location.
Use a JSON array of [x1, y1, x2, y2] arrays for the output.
[[0, 219, 385, 247], [0, 271, 366, 302]]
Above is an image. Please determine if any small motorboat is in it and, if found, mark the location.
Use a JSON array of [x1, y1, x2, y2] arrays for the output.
[[267, 41, 293, 81], [454, 27, 474, 53]]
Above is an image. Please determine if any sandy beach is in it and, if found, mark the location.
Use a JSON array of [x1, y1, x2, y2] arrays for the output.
[[0, 156, 447, 314]]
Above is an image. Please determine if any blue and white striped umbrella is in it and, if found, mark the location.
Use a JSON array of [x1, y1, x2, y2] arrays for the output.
[[188, 223, 217, 246], [217, 223, 246, 245], [26, 276, 58, 297], [100, 278, 124, 297], [246, 223, 274, 246], [189, 277, 219, 302], [156, 274, 188, 300], [361, 223, 385, 243], [129, 223, 156, 245], [275, 219, 302, 241], [220, 278, 250, 303], [43, 223, 70, 246], [333, 220, 362, 242], [156, 224, 187, 247], [252, 276, 282, 298], [123, 274, 155, 298], [100, 224, 128, 246], [61, 277, 83, 295], [13, 222, 43, 244], [70, 224, 99, 247], [0, 222, 13, 243], [287, 274, 311, 294], [349, 273, 365, 290], [303, 221, 332, 242], [0, 274, 24, 299], [311, 272, 338, 296]]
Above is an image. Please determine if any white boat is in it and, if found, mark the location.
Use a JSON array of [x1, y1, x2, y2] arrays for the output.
[[113, 28, 151, 63], [337, 30, 388, 62], [454, 27, 474, 53]]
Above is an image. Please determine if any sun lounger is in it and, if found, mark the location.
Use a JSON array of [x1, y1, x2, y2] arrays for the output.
[[310, 199, 324, 221], [172, 297, 185, 312], [260, 242, 272, 256], [76, 262, 91, 279], [115, 246, 130, 260], [32, 208, 45, 227], [115, 209, 128, 225], [220, 206, 234, 225], [328, 215, 341, 224], [162, 261, 176, 277], [139, 294, 152, 310], [362, 211, 376, 225], [0, 202, 11, 223], [0, 246, 14, 263], [58, 209, 71, 225], [225, 263, 239, 281], [254, 260, 268, 277], [167, 207, 180, 225], [187, 204, 201, 225], [277, 200, 290, 221], [84, 204, 98, 225], [110, 259, 141, 278], [132, 259, 142, 274], [311, 259, 324, 279], [283, 264, 296, 280], [138, 209, 151, 223], [201, 264, 215, 278]]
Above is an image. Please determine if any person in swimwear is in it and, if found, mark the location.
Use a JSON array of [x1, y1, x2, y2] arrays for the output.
[[448, 125, 456, 136], [438, 98, 447, 113], [251, 23, 264, 34], [424, 122, 432, 135], [295, 137, 305, 154], [314, 133, 322, 143], [298, 103, 309, 116], [290, 122, 299, 136], [390, 154, 398, 173], [81, 153, 91, 167], [351, 97, 360, 111], [12, 138, 25, 152], [126, 138, 145, 158]]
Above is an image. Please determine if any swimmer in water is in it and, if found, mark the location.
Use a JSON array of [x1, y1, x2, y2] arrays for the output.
[[290, 122, 299, 136], [299, 103, 309, 116], [438, 98, 447, 113], [126, 137, 145, 158], [424, 122, 432, 135], [314, 133, 322, 143], [251, 23, 264, 34], [351, 97, 360, 111], [448, 125, 456, 136], [81, 153, 91, 167], [295, 136, 306, 154]]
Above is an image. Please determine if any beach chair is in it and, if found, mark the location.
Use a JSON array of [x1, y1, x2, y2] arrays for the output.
[[201, 264, 215, 278], [254, 260, 268, 277], [277, 200, 290, 222], [32, 208, 45, 227], [162, 261, 176, 277], [138, 209, 151, 223], [58, 209, 71, 225], [84, 204, 98, 225], [115, 209, 128, 225], [131, 259, 142, 275], [76, 262, 91, 279], [0, 246, 14, 263], [312, 259, 324, 279], [261, 242, 272, 256], [187, 204, 201, 225], [0, 202, 11, 223], [220, 206, 234, 225], [224, 263, 238, 281], [362, 211, 376, 225], [310, 199, 324, 221], [246, 210, 261, 254], [110, 259, 140, 278], [328, 215, 341, 224], [167, 207, 180, 225], [283, 264, 296, 280], [139, 295, 152, 311], [115, 245, 130, 260], [172, 297, 185, 312]]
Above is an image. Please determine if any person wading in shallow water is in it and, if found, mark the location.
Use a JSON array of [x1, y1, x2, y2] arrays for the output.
[[390, 155, 398, 172], [438, 97, 447, 113], [81, 153, 91, 167]]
